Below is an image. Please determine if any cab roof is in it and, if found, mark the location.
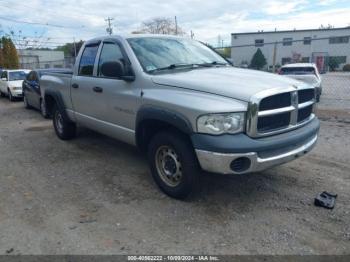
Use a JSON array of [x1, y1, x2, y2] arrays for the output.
[[281, 63, 316, 68]]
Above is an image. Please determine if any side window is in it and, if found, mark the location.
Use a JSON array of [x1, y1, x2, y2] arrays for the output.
[[98, 43, 125, 77], [78, 45, 99, 76], [1, 71, 7, 79], [27, 72, 34, 81], [33, 72, 39, 81]]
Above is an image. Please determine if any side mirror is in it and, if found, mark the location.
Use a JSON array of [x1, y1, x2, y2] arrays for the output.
[[101, 61, 125, 78], [1, 77, 7, 81], [100, 61, 135, 82]]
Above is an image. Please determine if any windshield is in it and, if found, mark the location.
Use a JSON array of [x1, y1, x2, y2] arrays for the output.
[[127, 37, 229, 73], [9, 71, 27, 81], [280, 67, 316, 76]]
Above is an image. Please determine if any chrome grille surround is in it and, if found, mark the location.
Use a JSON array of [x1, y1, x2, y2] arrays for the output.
[[246, 85, 315, 138]]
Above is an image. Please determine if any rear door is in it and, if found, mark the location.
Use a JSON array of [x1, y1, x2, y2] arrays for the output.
[[24, 71, 40, 108], [71, 42, 103, 121]]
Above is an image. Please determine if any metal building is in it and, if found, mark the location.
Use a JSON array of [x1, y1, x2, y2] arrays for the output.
[[17, 49, 65, 69]]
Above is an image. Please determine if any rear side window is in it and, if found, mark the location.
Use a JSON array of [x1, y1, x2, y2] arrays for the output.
[[79, 45, 99, 76], [27, 71, 35, 81], [280, 67, 315, 75], [98, 43, 124, 77], [1, 71, 7, 79]]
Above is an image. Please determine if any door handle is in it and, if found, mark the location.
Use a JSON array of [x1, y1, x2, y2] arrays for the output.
[[72, 83, 79, 89], [93, 86, 103, 93]]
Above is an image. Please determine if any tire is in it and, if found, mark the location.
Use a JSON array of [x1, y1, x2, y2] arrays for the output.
[[23, 93, 31, 109], [8, 89, 14, 102], [52, 104, 76, 140], [147, 131, 200, 199], [40, 99, 49, 119]]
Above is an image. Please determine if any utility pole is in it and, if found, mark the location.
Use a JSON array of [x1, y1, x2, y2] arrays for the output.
[[105, 17, 114, 35], [175, 16, 178, 35], [73, 37, 77, 57], [272, 41, 277, 73], [190, 30, 195, 39]]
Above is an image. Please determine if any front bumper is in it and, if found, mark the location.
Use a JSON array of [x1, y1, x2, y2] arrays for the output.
[[10, 88, 23, 97], [192, 118, 320, 174]]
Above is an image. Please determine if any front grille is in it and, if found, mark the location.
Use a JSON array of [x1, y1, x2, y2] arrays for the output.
[[247, 87, 315, 137], [298, 105, 313, 122], [257, 112, 290, 132], [259, 92, 291, 111], [299, 89, 315, 104]]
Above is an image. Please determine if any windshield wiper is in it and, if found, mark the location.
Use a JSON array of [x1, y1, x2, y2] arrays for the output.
[[148, 63, 196, 73], [149, 61, 229, 74], [196, 61, 229, 67]]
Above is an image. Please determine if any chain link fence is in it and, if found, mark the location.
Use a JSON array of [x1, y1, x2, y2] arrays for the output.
[[216, 35, 350, 112], [19, 58, 75, 70]]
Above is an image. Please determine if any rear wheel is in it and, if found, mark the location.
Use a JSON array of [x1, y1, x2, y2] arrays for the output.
[[147, 131, 200, 199], [52, 105, 76, 140]]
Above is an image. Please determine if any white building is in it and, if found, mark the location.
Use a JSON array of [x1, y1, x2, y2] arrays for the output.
[[231, 27, 350, 72], [17, 49, 65, 69]]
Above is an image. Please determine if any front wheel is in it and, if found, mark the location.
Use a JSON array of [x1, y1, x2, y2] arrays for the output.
[[8, 89, 14, 102], [53, 105, 76, 140], [147, 131, 200, 199]]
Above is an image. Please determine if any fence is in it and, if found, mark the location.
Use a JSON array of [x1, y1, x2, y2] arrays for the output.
[[215, 35, 350, 112], [19, 57, 75, 70], [217, 36, 350, 73]]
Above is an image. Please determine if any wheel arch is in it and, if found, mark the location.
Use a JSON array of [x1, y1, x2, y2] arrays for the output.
[[135, 106, 194, 152], [44, 90, 69, 120]]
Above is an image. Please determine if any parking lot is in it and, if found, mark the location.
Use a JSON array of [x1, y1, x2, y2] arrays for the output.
[[0, 73, 349, 255]]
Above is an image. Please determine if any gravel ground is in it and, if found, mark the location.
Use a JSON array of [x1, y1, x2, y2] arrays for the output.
[[318, 72, 350, 111], [0, 96, 349, 255]]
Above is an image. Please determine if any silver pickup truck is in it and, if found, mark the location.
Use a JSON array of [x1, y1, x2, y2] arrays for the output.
[[41, 35, 320, 199]]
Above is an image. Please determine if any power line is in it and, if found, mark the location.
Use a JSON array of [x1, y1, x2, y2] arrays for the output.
[[0, 16, 85, 29]]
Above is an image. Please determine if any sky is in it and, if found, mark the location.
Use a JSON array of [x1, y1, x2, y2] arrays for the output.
[[0, 0, 349, 48]]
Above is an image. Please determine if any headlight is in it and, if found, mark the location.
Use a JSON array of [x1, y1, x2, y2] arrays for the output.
[[197, 112, 245, 135]]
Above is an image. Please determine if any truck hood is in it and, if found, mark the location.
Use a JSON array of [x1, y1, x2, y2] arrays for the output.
[[151, 67, 304, 102], [282, 74, 321, 87]]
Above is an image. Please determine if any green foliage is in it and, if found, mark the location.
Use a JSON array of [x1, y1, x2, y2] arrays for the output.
[[328, 57, 341, 71], [55, 40, 84, 57], [250, 48, 267, 70], [343, 64, 350, 72], [222, 47, 231, 58], [0, 37, 19, 69]]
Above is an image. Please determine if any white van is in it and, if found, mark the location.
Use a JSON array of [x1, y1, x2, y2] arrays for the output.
[[279, 63, 322, 102], [0, 69, 30, 101]]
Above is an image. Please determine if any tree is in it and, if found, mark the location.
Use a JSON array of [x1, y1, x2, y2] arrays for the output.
[[55, 40, 84, 57], [250, 48, 267, 70], [138, 17, 185, 35], [328, 57, 340, 71], [0, 37, 19, 69]]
